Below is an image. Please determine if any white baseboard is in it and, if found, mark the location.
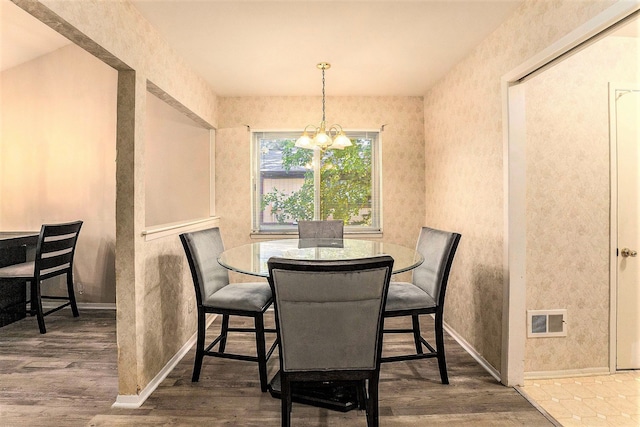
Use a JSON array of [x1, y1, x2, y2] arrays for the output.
[[443, 319, 502, 383], [77, 302, 116, 310], [112, 314, 218, 409], [442, 318, 611, 383], [524, 367, 610, 380], [42, 302, 116, 310]]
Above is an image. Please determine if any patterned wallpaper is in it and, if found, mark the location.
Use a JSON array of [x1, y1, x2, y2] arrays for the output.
[[216, 96, 426, 282], [20, 0, 627, 398], [423, 0, 616, 373], [28, 0, 219, 396], [525, 36, 639, 372]]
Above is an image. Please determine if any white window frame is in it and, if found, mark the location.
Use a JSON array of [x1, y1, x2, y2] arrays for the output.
[[251, 129, 382, 234]]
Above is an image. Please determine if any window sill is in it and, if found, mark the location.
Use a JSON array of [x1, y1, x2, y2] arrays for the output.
[[250, 230, 383, 240]]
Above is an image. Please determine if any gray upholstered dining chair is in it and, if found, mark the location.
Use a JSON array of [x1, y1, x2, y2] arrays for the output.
[[381, 226, 461, 384], [0, 221, 83, 334], [180, 227, 277, 392], [267, 255, 394, 427], [297, 220, 344, 239]]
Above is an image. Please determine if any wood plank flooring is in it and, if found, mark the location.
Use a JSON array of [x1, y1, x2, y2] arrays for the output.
[[0, 310, 555, 426]]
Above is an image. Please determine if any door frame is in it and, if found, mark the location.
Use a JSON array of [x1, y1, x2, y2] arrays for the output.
[[501, 1, 640, 386], [609, 82, 640, 373]]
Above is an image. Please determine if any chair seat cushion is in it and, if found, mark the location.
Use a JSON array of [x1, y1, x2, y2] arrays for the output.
[[0, 261, 34, 280], [204, 282, 272, 312], [385, 281, 436, 312]]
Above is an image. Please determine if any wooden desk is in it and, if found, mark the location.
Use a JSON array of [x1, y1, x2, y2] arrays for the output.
[[0, 232, 39, 327]]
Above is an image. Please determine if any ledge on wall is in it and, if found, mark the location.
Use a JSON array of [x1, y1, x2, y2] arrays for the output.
[[142, 217, 220, 241]]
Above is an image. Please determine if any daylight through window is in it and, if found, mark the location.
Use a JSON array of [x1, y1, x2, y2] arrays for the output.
[[252, 131, 381, 233]]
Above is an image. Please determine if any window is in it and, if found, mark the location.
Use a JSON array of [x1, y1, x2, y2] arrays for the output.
[[252, 130, 381, 233]]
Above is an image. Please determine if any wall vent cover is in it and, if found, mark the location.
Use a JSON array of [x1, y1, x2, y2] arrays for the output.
[[527, 309, 567, 338]]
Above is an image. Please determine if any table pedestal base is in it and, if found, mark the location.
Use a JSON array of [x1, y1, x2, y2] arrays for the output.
[[268, 371, 360, 412]]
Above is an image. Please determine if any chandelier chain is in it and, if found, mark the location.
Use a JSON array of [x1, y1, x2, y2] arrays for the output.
[[295, 62, 351, 151], [321, 67, 326, 122]]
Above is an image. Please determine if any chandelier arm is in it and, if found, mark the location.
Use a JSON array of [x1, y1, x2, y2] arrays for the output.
[[303, 124, 319, 133]]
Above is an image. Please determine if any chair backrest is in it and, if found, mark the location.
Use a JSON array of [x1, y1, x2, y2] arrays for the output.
[[180, 227, 229, 307], [267, 256, 394, 373], [412, 227, 461, 306], [34, 221, 83, 281], [297, 220, 344, 239]]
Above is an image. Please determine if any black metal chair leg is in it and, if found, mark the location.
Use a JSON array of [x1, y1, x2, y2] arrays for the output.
[[357, 379, 367, 410], [281, 376, 292, 427], [219, 314, 230, 353], [66, 273, 79, 317], [412, 314, 423, 354], [254, 315, 268, 392], [367, 376, 379, 427], [435, 313, 448, 384], [192, 310, 206, 382], [32, 281, 46, 334]]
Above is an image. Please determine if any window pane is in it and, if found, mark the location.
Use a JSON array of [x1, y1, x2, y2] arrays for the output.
[[320, 138, 372, 226], [254, 131, 380, 232], [258, 136, 313, 225]]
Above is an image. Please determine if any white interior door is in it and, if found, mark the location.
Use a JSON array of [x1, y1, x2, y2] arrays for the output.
[[616, 85, 640, 370]]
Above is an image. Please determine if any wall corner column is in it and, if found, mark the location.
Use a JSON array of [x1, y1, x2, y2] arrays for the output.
[[115, 70, 147, 397]]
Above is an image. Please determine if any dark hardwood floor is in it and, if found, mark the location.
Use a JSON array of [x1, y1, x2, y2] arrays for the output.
[[0, 310, 555, 426]]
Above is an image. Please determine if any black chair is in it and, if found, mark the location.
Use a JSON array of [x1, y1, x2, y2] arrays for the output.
[[180, 227, 277, 392], [297, 220, 344, 239], [381, 226, 461, 384], [267, 255, 394, 427], [0, 221, 83, 334]]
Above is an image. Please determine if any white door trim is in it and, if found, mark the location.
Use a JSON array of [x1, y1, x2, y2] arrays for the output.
[[501, 0, 640, 387]]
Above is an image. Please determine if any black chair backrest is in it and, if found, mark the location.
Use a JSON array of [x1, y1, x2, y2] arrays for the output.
[[267, 256, 394, 372], [412, 227, 461, 306], [180, 227, 229, 308], [297, 220, 344, 239], [35, 221, 83, 281]]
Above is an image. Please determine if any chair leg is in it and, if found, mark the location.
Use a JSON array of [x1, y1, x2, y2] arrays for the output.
[[30, 280, 46, 334], [281, 375, 292, 427], [254, 314, 268, 392], [66, 272, 79, 317], [434, 312, 449, 384], [412, 314, 423, 354], [366, 374, 379, 427], [219, 314, 230, 353], [357, 379, 367, 410], [192, 310, 206, 382]]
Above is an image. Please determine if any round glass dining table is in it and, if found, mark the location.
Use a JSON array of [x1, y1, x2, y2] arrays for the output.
[[218, 238, 424, 277]]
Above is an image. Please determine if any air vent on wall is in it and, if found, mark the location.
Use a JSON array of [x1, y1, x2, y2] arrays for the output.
[[527, 309, 567, 338]]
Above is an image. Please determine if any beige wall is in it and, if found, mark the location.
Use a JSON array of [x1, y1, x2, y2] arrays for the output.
[[524, 35, 639, 372], [145, 91, 211, 227], [17, 0, 219, 397], [423, 0, 616, 372], [10, 0, 630, 400], [216, 96, 426, 265], [0, 43, 118, 303]]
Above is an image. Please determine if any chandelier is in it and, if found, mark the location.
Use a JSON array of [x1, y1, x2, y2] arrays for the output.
[[295, 63, 352, 151]]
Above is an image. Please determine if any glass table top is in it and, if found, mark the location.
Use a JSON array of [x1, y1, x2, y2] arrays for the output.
[[218, 238, 424, 278]]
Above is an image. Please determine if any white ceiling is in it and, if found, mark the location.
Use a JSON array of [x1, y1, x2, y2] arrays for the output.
[[0, 0, 70, 72], [2, 0, 638, 97], [129, 0, 523, 96]]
